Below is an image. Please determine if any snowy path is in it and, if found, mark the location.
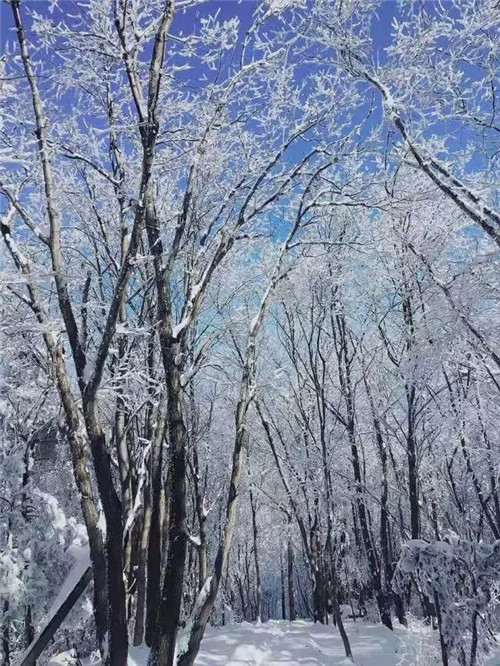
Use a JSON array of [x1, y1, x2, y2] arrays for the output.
[[192, 620, 403, 666], [125, 618, 499, 666], [53, 619, 500, 666], [191, 619, 500, 666]]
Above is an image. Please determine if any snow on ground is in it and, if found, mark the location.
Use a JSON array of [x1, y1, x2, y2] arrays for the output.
[[50, 619, 500, 666], [193, 619, 399, 666], [189, 619, 500, 666], [125, 619, 500, 666]]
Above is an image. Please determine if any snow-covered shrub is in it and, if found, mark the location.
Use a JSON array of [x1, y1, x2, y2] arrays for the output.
[[0, 396, 91, 663], [393, 539, 500, 665], [397, 614, 442, 666], [363, 597, 381, 624]]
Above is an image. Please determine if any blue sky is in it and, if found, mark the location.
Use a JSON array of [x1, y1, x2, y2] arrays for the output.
[[1, 1, 400, 54], [4, 1, 488, 176]]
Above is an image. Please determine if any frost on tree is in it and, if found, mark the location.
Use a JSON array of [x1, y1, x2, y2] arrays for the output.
[[393, 539, 500, 666], [1, 0, 500, 665]]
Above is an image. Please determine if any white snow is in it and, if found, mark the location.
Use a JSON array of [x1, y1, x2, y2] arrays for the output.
[[171, 315, 191, 341], [35, 490, 69, 541], [198, 619, 500, 666], [46, 546, 91, 622], [83, 359, 95, 385], [50, 618, 500, 666], [16, 547, 91, 666], [47, 650, 80, 666], [192, 620, 405, 666]]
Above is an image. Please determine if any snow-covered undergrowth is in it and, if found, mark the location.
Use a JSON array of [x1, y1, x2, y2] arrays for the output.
[[48, 619, 500, 666]]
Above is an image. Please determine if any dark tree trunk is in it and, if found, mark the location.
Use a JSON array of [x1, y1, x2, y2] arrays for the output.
[[149, 344, 188, 666], [21, 440, 36, 649], [330, 571, 353, 662], [407, 388, 419, 541], [402, 294, 420, 542], [250, 488, 262, 621], [470, 610, 478, 666], [281, 553, 287, 620], [334, 311, 380, 614], [287, 532, 296, 621], [2, 600, 10, 666], [434, 594, 449, 666], [364, 378, 395, 631], [24, 607, 35, 650], [85, 416, 128, 666], [134, 499, 151, 646], [145, 426, 165, 647], [374, 419, 393, 631]]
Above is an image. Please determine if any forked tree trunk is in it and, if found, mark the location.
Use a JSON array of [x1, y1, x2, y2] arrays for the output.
[[8, 1, 174, 662], [163, 235, 297, 666], [171, 351, 254, 666]]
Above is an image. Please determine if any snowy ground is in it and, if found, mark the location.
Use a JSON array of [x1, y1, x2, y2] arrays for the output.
[[193, 620, 402, 666], [123, 619, 500, 666], [48, 619, 500, 666]]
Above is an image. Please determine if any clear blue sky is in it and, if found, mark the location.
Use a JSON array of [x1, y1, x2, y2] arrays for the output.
[[1, 1, 400, 56]]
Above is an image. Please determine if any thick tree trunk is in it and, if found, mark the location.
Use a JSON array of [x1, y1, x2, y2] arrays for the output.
[[21, 442, 35, 649], [64, 427, 108, 652], [163, 236, 296, 666], [83, 407, 128, 666], [335, 311, 380, 606], [23, 608, 34, 651], [149, 346, 188, 666], [8, 2, 109, 653], [394, 593, 407, 627], [8, 3, 175, 663]]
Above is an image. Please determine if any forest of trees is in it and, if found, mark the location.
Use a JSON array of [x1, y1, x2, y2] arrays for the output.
[[1, 1, 500, 665]]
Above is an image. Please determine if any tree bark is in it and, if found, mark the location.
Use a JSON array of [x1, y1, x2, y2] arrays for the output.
[[134, 498, 151, 647], [145, 418, 166, 647], [84, 410, 128, 666], [287, 527, 296, 622], [2, 600, 10, 666], [330, 571, 353, 662], [250, 487, 262, 622], [149, 348, 188, 666]]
